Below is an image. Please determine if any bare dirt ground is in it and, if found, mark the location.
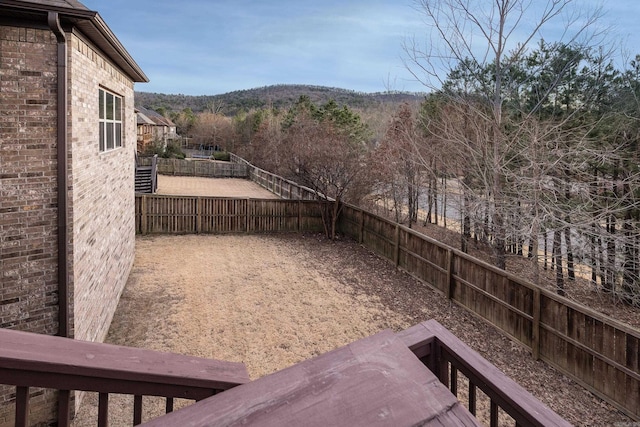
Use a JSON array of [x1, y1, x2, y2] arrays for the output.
[[156, 175, 279, 199], [72, 233, 632, 426], [72, 176, 634, 426]]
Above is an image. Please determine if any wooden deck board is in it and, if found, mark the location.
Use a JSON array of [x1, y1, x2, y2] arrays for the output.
[[142, 330, 481, 427]]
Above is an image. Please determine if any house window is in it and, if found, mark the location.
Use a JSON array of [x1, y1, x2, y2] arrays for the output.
[[99, 88, 123, 152]]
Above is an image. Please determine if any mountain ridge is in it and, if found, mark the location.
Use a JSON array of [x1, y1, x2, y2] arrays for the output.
[[135, 84, 428, 116]]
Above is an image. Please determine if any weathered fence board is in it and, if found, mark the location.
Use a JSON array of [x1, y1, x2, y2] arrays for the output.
[[136, 195, 324, 235], [230, 154, 320, 200], [138, 157, 248, 178]]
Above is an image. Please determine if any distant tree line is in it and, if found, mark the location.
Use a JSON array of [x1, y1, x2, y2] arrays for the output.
[[135, 84, 425, 117]]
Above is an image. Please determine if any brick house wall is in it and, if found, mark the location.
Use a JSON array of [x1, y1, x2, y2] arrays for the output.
[[0, 26, 61, 426], [0, 10, 143, 424], [69, 32, 136, 346]]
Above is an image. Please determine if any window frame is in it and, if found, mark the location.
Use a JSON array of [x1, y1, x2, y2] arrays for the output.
[[99, 88, 123, 153]]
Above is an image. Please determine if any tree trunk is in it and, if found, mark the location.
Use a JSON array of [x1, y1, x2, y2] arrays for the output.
[[330, 199, 341, 240], [461, 187, 471, 253], [565, 222, 575, 281], [553, 229, 565, 296], [622, 211, 636, 301], [442, 176, 447, 229], [605, 215, 616, 293], [433, 175, 439, 226], [598, 234, 606, 291], [425, 177, 433, 225], [590, 223, 598, 289], [544, 228, 549, 271], [531, 217, 540, 285]]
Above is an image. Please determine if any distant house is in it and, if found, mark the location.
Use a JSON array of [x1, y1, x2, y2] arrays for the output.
[[136, 108, 156, 152], [0, 0, 147, 423], [136, 106, 179, 152]]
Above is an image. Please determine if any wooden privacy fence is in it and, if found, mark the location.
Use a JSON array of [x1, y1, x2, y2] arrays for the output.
[[230, 153, 322, 200], [137, 157, 248, 178], [135, 195, 325, 235], [339, 204, 640, 420]]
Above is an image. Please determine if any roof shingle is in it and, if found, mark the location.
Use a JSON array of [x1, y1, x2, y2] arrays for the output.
[[5, 0, 90, 12]]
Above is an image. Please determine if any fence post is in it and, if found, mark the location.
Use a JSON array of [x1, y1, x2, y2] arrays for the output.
[[196, 197, 202, 234], [532, 288, 541, 360], [446, 248, 455, 299], [141, 195, 148, 235], [394, 224, 400, 267], [297, 200, 302, 232], [245, 198, 251, 233], [359, 209, 365, 244]]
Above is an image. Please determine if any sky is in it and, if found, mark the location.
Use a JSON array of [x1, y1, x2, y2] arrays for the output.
[[80, 0, 640, 96]]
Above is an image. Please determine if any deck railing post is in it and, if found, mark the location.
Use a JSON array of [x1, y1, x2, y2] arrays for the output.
[[58, 389, 71, 427], [165, 398, 174, 414], [15, 386, 29, 427], [490, 400, 499, 427], [98, 393, 109, 427], [468, 383, 477, 415], [133, 394, 143, 425], [436, 342, 449, 388]]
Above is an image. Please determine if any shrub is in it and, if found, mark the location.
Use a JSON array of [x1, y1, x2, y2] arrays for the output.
[[164, 141, 186, 159], [212, 151, 230, 161], [144, 140, 185, 159]]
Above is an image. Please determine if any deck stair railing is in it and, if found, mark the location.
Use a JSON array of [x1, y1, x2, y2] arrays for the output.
[[135, 154, 158, 193], [0, 328, 249, 427]]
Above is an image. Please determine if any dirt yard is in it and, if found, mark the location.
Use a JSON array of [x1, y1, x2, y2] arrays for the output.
[[156, 175, 279, 198], [72, 233, 631, 426]]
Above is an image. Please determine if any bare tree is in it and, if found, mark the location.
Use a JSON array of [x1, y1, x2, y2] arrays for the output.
[[404, 0, 603, 270], [281, 98, 371, 240], [372, 103, 426, 228], [191, 112, 235, 150]]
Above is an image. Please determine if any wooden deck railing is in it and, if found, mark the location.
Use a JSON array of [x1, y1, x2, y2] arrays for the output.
[[0, 320, 569, 426], [0, 328, 249, 427], [398, 320, 571, 427]]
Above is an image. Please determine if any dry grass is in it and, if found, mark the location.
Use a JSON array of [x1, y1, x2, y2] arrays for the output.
[[73, 233, 632, 426]]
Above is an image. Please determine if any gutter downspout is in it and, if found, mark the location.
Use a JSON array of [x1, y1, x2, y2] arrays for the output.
[[48, 12, 70, 338]]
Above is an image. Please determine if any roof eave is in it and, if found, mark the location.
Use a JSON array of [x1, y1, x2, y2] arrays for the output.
[[0, 0, 96, 19], [75, 14, 149, 83], [0, 1, 149, 83]]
